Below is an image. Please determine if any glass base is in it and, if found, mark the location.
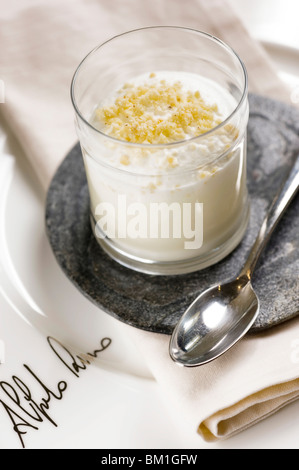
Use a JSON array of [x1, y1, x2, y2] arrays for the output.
[[90, 202, 250, 275]]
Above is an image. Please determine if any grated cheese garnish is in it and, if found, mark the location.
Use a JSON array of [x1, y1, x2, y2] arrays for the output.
[[94, 77, 223, 145]]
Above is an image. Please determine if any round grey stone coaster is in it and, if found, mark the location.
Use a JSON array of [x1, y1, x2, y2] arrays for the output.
[[46, 94, 299, 335]]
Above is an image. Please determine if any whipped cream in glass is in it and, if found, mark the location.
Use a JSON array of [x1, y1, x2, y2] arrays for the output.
[[71, 27, 249, 274]]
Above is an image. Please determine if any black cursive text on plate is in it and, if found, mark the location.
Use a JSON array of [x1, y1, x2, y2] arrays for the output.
[[0, 336, 112, 448]]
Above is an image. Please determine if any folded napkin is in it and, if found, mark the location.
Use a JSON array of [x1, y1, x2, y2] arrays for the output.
[[1, 0, 299, 443]]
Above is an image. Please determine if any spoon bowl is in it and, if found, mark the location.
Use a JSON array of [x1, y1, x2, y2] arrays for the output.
[[169, 276, 259, 366]]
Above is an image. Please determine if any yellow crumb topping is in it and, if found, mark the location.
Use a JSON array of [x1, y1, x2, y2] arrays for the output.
[[94, 78, 222, 145], [120, 154, 130, 166]]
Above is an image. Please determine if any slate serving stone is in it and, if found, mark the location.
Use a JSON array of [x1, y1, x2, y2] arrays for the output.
[[46, 94, 299, 335]]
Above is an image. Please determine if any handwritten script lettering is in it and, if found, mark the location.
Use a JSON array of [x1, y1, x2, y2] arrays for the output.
[[0, 336, 112, 448]]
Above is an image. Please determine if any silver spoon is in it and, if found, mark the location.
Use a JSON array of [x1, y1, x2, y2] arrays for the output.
[[170, 156, 299, 367]]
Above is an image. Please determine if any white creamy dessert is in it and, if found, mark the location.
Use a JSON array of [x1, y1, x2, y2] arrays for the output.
[[81, 71, 249, 268]]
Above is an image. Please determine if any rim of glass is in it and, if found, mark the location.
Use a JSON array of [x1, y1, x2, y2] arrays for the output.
[[71, 26, 248, 150]]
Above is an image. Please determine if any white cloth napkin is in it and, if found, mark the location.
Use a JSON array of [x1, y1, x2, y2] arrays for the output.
[[1, 0, 299, 442]]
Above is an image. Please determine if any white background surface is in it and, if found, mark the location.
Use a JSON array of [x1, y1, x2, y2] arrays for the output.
[[1, 0, 299, 449]]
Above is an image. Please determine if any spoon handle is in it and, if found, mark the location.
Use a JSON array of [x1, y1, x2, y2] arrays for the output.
[[240, 155, 299, 279]]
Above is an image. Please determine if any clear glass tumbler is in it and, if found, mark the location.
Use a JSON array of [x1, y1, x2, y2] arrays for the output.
[[71, 26, 249, 275]]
